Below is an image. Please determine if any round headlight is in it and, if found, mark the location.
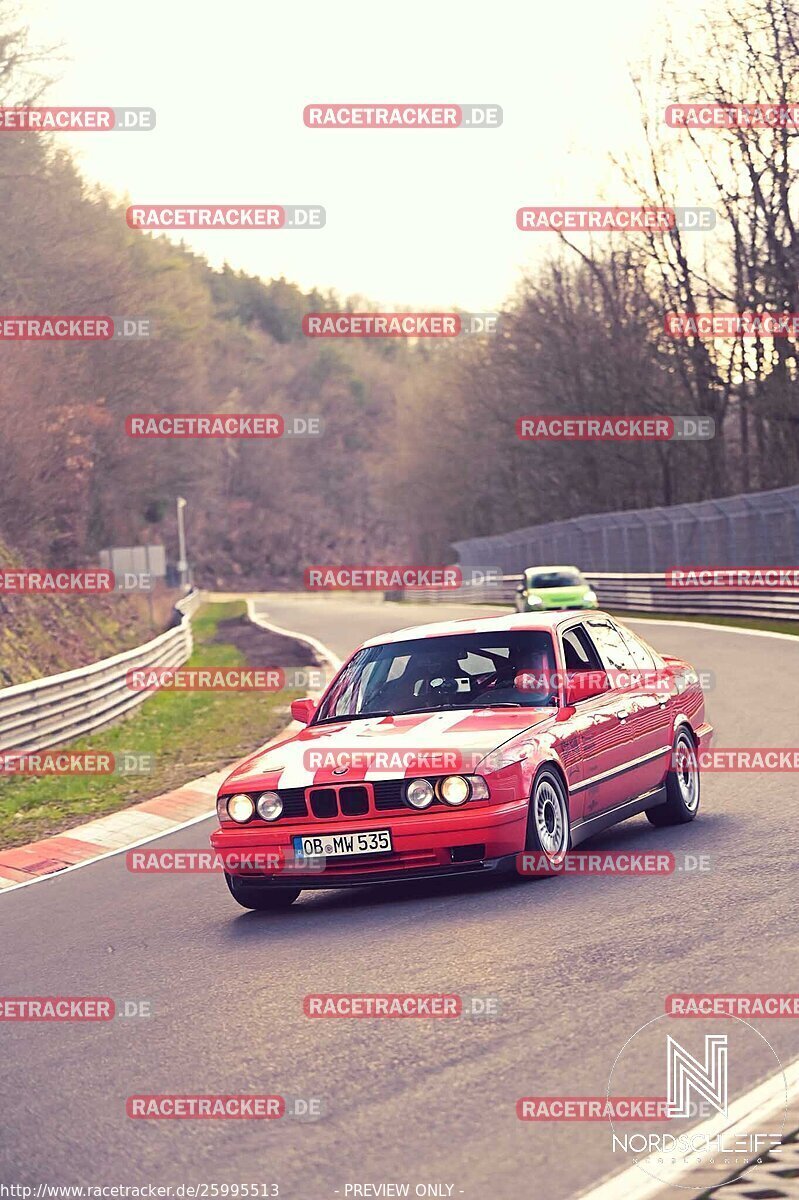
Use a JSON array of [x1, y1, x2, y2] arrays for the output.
[[406, 778, 435, 809], [256, 791, 283, 822], [227, 793, 255, 823], [439, 775, 471, 806]]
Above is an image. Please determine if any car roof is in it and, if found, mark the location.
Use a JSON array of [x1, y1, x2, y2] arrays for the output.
[[361, 608, 611, 648], [525, 564, 581, 574]]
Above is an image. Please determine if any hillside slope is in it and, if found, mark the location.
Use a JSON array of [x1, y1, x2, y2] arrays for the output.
[[0, 539, 167, 687]]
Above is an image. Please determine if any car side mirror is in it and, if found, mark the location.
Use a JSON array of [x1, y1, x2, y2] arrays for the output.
[[565, 670, 609, 704], [290, 697, 317, 725]]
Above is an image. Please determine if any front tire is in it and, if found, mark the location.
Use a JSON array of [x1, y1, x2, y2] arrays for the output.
[[224, 873, 302, 910], [526, 768, 571, 863], [646, 728, 700, 827]]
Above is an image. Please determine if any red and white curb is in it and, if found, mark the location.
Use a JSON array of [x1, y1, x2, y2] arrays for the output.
[[0, 769, 227, 890], [701, 1129, 799, 1198]]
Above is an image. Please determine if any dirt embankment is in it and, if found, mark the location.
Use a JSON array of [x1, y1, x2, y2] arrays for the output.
[[212, 613, 322, 667], [0, 541, 180, 687]]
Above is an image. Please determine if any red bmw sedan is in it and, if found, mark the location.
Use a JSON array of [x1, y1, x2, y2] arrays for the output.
[[211, 610, 712, 909]]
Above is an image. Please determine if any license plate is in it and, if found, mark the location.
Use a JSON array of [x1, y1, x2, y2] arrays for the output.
[[292, 829, 393, 859]]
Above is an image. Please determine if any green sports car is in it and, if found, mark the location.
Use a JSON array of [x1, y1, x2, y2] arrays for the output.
[[514, 565, 598, 612]]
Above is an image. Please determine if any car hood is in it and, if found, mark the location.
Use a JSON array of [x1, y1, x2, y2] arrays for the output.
[[222, 707, 555, 792]]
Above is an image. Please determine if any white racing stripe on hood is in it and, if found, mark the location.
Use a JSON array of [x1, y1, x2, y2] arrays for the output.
[[274, 710, 462, 789], [362, 709, 481, 782], [274, 709, 517, 789]]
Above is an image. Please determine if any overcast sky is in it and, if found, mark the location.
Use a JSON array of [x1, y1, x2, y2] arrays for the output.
[[25, 0, 700, 310]]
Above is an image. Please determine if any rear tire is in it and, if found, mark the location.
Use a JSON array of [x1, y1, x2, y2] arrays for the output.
[[646, 728, 700, 827], [224, 873, 301, 910]]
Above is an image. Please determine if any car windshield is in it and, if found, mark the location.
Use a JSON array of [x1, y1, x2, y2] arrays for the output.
[[529, 569, 583, 588], [315, 631, 559, 721]]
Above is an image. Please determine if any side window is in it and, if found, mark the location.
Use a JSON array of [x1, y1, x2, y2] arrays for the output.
[[617, 626, 657, 671], [561, 625, 604, 671], [588, 621, 637, 671]]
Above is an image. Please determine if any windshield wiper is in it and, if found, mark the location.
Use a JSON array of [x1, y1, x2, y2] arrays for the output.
[[313, 711, 394, 725], [377, 702, 535, 715], [314, 702, 549, 724]]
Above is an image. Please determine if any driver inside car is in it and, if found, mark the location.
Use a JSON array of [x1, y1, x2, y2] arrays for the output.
[[471, 647, 556, 706], [416, 648, 469, 705], [366, 647, 466, 712]]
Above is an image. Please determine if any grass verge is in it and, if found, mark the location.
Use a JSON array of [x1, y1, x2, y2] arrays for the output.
[[0, 601, 301, 850]]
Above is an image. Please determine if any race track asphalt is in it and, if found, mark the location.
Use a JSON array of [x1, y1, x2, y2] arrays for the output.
[[1, 593, 797, 1199]]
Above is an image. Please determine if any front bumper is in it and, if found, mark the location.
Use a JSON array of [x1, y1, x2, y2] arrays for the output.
[[694, 720, 714, 753], [227, 855, 520, 890], [522, 594, 595, 610], [210, 799, 528, 889], [540, 599, 596, 610]]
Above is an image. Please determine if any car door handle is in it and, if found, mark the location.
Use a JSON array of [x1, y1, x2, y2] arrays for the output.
[[617, 700, 641, 721]]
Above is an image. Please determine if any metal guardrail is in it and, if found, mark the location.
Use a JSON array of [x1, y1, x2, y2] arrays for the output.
[[391, 573, 799, 621], [0, 590, 200, 756]]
